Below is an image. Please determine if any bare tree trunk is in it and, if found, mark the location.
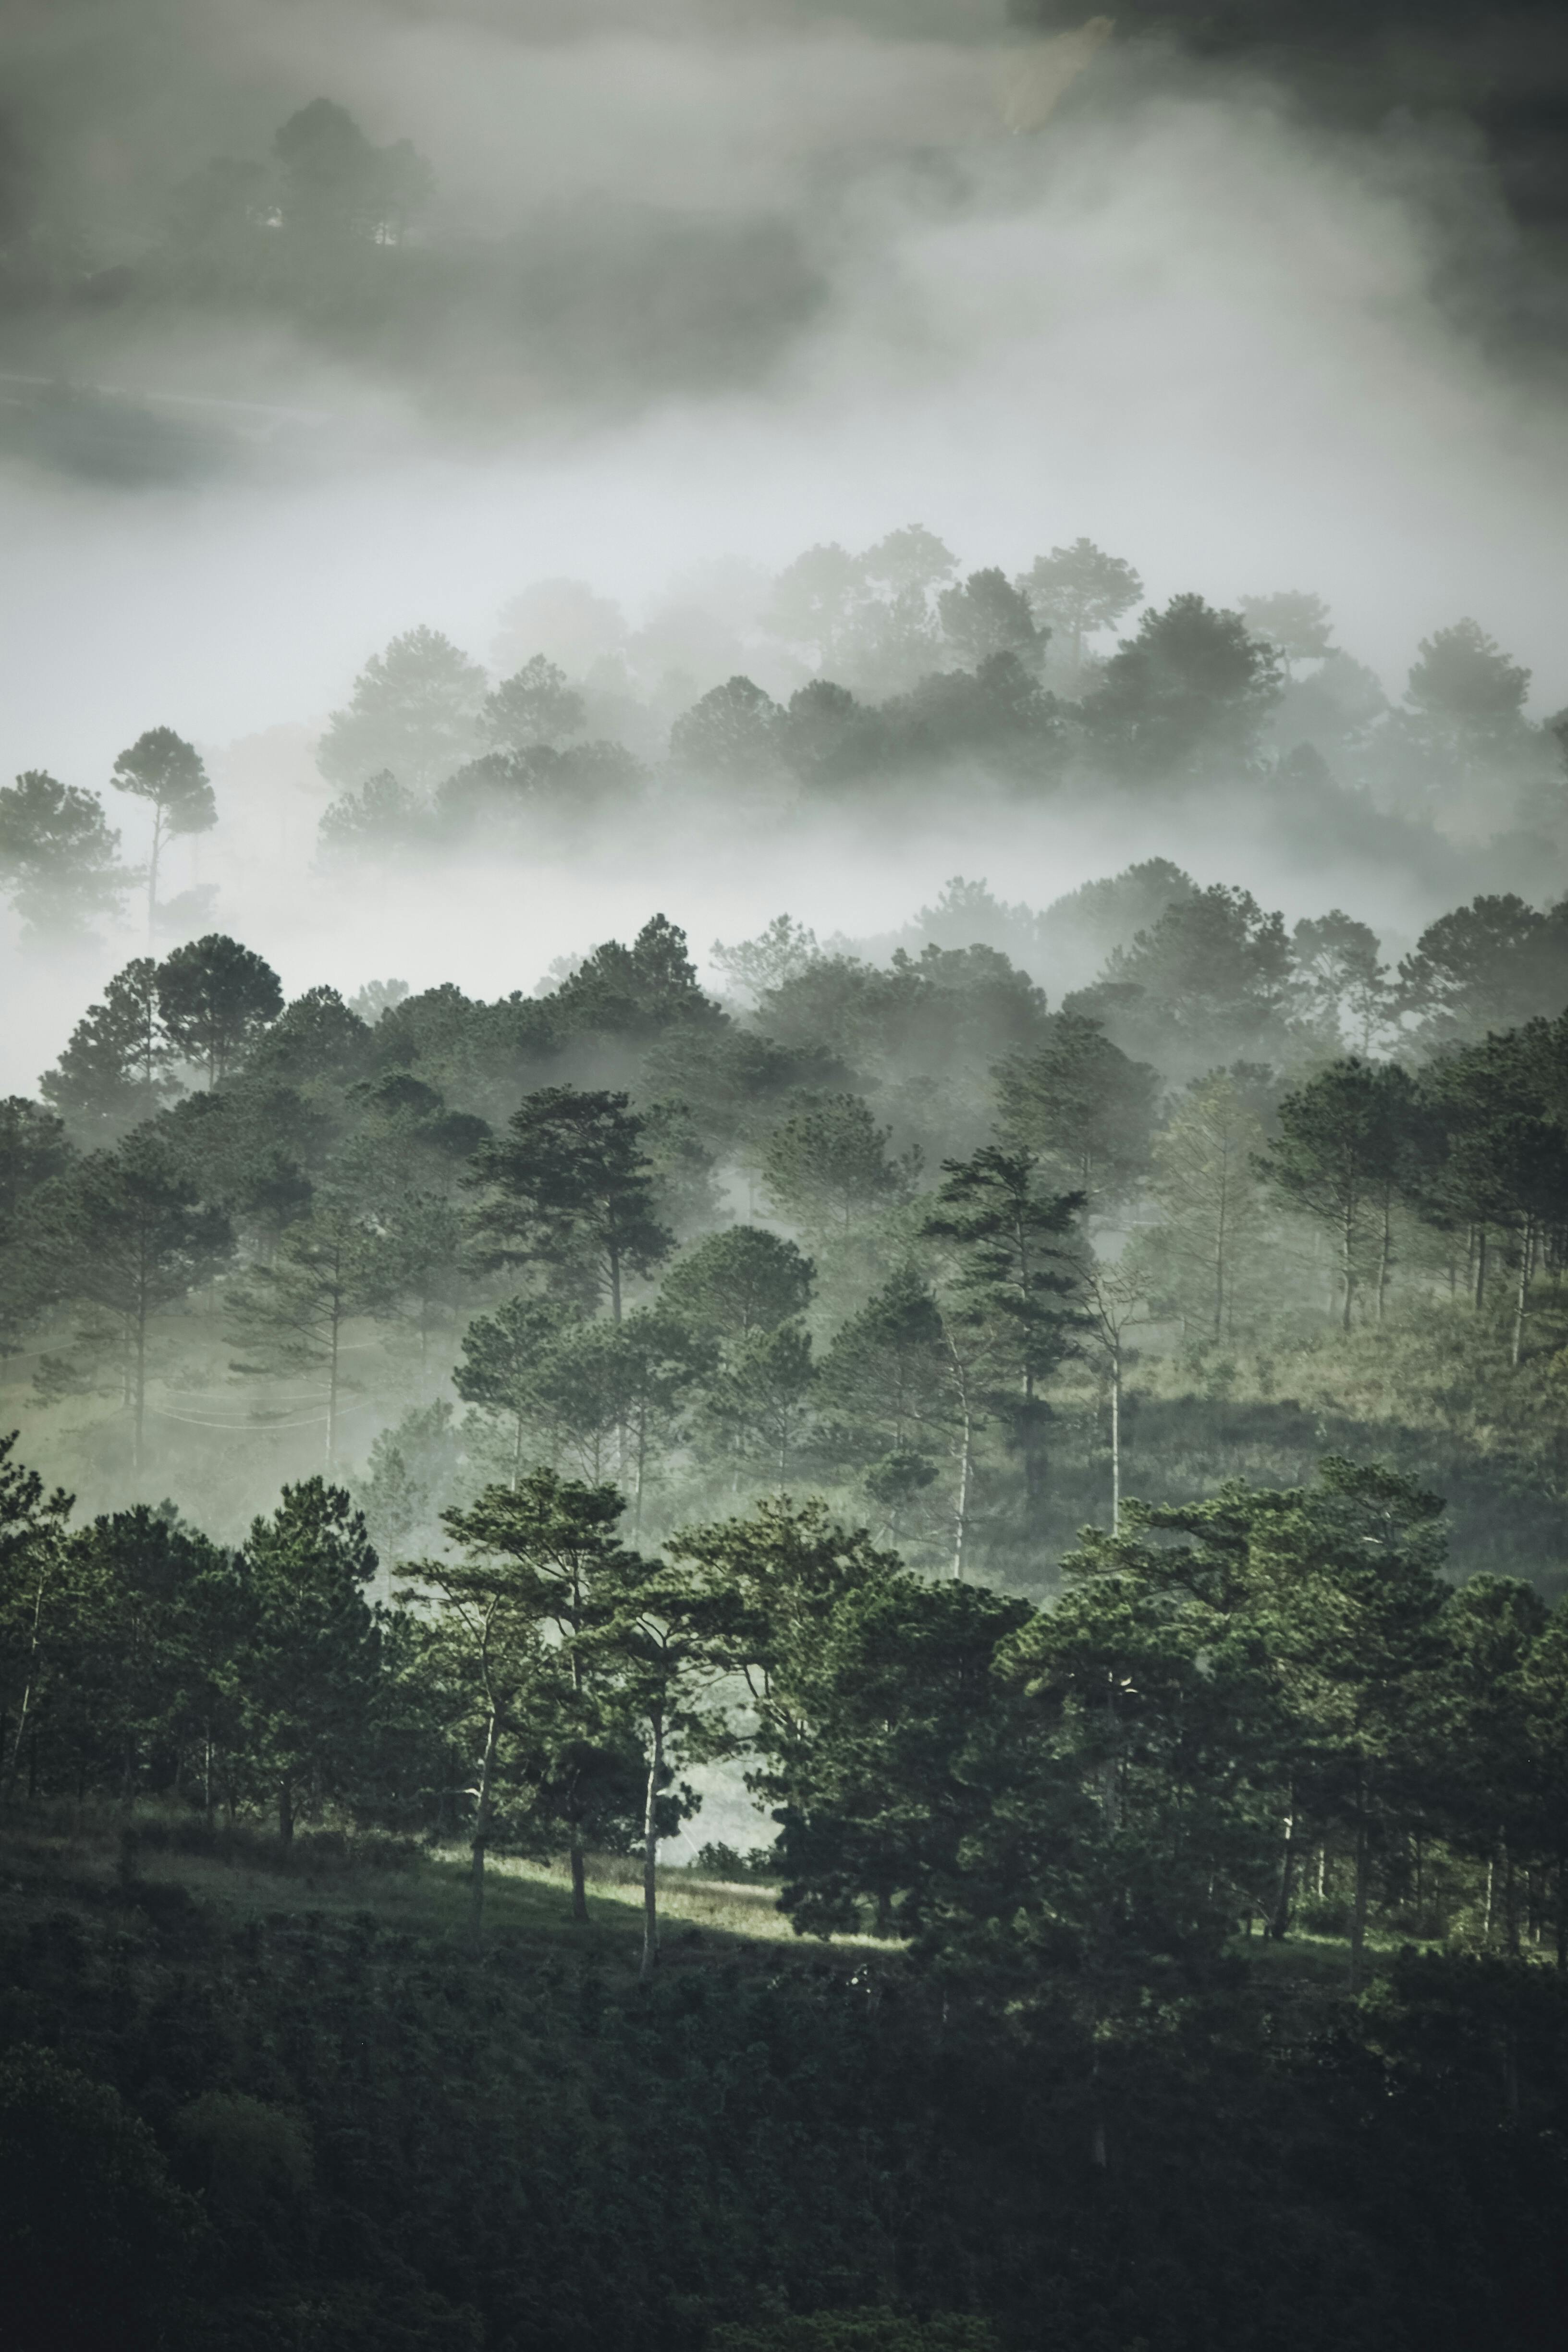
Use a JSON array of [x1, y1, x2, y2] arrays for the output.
[[1376, 1191, 1393, 1327], [1109, 1342, 1122, 1534], [469, 1704, 500, 1953], [279, 1779, 294, 1844], [569, 1838, 588, 1923], [951, 1404, 972, 1580], [1341, 1203, 1356, 1334], [639, 1711, 663, 1986], [1474, 1224, 1488, 1311]]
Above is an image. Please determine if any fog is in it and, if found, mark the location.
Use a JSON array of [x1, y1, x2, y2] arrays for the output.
[[3, 0, 1567, 1086]]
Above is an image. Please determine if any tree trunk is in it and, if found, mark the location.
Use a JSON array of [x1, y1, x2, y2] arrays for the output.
[[1376, 1191, 1393, 1327], [1109, 1343, 1122, 1534], [951, 1403, 972, 1581], [2, 1565, 49, 1801], [633, 1403, 648, 1540], [146, 807, 164, 947], [1348, 1809, 1370, 1992], [133, 1295, 149, 1475], [279, 1779, 294, 1844], [325, 1302, 341, 1471], [1268, 1788, 1298, 1941], [1474, 1224, 1488, 1311], [469, 1704, 500, 1953], [1341, 1201, 1356, 1334], [569, 1838, 588, 1923], [639, 1711, 663, 1986], [607, 1237, 623, 1325], [1512, 1216, 1532, 1367]]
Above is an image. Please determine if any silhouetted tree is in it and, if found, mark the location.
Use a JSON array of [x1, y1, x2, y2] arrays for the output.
[[109, 729, 215, 941], [1018, 538, 1144, 675], [318, 627, 486, 797], [156, 934, 283, 1088], [0, 771, 132, 941], [1084, 593, 1282, 777], [468, 1088, 673, 1321], [37, 1130, 232, 1469]]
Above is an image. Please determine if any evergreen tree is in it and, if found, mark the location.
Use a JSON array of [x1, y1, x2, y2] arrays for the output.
[[1017, 537, 1144, 676], [454, 1292, 579, 1488], [0, 1434, 75, 1801], [1133, 1069, 1272, 1341], [479, 656, 586, 751], [921, 1146, 1083, 1565], [227, 1196, 390, 1470], [39, 958, 177, 1139], [696, 1320, 818, 1489], [468, 1087, 673, 1321], [36, 1130, 232, 1470], [0, 1098, 72, 1359], [1255, 1058, 1418, 1329], [1083, 593, 1282, 777], [437, 1470, 648, 1922], [0, 771, 133, 941], [318, 627, 486, 797], [763, 1094, 904, 1240], [156, 933, 284, 1088], [992, 1011, 1157, 1213], [661, 1224, 814, 1340], [109, 728, 216, 941], [235, 1478, 382, 1841]]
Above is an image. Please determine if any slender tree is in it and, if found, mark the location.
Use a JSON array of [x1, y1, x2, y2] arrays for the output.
[[440, 1470, 644, 1922], [109, 729, 216, 941], [36, 1131, 232, 1471]]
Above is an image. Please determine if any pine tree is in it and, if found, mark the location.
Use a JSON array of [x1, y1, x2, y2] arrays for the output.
[[468, 1087, 673, 1321], [109, 728, 216, 941], [234, 1479, 382, 1842]]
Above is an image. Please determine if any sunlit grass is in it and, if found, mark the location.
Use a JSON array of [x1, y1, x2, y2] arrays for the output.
[[0, 1800, 887, 1968]]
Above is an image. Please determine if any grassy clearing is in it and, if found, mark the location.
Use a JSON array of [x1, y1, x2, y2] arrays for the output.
[[0, 1801, 888, 1978], [9, 1800, 1468, 1996]]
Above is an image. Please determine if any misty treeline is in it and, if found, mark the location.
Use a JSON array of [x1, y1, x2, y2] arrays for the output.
[[6, 860, 1568, 1577], [3, 518, 1562, 944]]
